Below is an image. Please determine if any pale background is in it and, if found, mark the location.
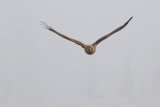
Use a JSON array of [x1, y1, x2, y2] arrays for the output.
[[0, 0, 160, 107]]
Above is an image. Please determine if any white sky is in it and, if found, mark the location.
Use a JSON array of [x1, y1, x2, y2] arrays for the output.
[[0, 0, 160, 107]]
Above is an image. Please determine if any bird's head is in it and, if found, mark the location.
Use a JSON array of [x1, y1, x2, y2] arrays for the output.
[[84, 45, 96, 55]]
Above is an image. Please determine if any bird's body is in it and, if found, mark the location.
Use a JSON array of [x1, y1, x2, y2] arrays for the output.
[[41, 17, 133, 55], [84, 45, 97, 55]]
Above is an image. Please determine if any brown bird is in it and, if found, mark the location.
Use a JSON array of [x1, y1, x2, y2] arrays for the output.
[[41, 17, 132, 55]]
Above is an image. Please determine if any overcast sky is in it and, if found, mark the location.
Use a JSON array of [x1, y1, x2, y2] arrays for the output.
[[0, 0, 160, 107]]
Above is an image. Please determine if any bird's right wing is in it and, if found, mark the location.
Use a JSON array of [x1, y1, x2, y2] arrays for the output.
[[41, 22, 86, 48]]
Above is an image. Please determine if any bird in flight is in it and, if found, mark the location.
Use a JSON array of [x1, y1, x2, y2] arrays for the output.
[[41, 17, 133, 55]]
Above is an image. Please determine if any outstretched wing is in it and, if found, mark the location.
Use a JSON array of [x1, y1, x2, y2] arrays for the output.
[[93, 17, 133, 45], [41, 22, 86, 48]]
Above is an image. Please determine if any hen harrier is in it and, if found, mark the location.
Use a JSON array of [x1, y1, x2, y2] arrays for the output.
[[41, 17, 132, 55]]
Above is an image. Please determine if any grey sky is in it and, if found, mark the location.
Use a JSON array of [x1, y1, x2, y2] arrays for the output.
[[0, 0, 160, 107]]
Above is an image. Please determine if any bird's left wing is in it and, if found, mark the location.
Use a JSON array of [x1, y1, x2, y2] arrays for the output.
[[93, 17, 133, 46], [41, 22, 86, 48]]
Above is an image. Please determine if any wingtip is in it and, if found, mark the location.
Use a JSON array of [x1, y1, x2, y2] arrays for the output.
[[40, 21, 45, 27], [40, 21, 50, 30], [125, 17, 133, 25], [129, 17, 133, 21]]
